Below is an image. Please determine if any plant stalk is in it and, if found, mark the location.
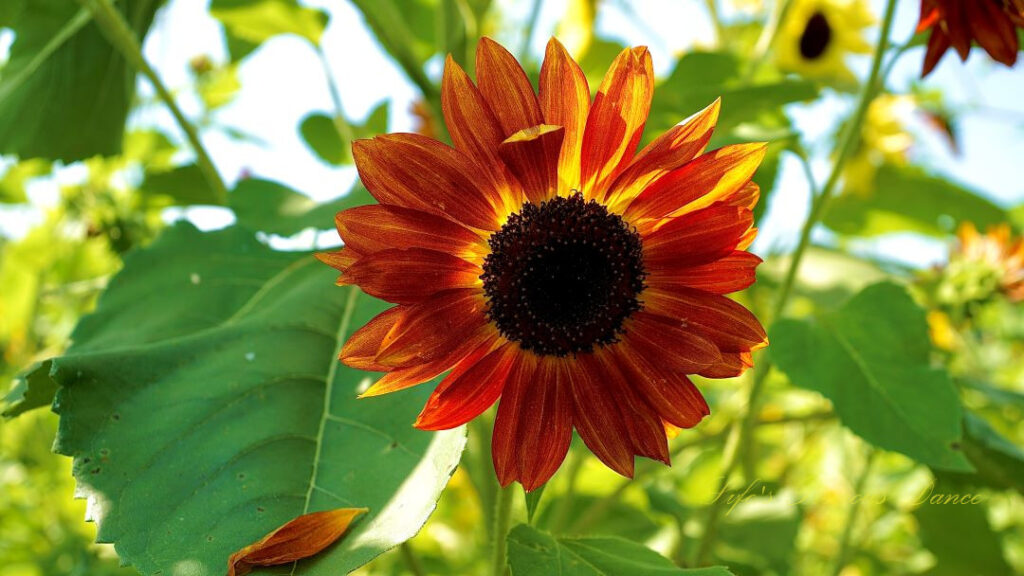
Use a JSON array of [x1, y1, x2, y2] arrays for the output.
[[692, 0, 900, 565], [80, 0, 229, 205], [491, 483, 515, 576]]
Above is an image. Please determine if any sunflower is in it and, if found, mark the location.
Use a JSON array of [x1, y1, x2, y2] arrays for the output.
[[319, 37, 768, 490], [917, 0, 1024, 77], [775, 0, 873, 84], [944, 222, 1024, 303]]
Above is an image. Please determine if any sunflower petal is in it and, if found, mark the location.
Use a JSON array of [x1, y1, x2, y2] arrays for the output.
[[643, 287, 768, 354], [361, 333, 496, 398], [642, 203, 755, 268], [610, 343, 709, 429], [341, 248, 481, 304], [580, 46, 653, 201], [593, 353, 670, 465], [491, 353, 537, 486], [539, 38, 590, 195], [476, 37, 544, 136], [441, 56, 519, 201], [515, 357, 574, 491], [567, 354, 636, 477], [376, 288, 490, 367], [624, 142, 766, 222], [622, 312, 721, 373], [340, 306, 403, 371], [334, 205, 485, 260], [605, 98, 720, 211], [498, 124, 565, 204], [698, 350, 755, 379], [650, 251, 762, 295], [415, 340, 515, 430], [353, 134, 504, 231]]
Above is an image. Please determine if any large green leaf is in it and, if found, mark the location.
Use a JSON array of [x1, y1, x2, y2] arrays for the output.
[[229, 179, 373, 236], [210, 0, 328, 61], [2, 360, 56, 418], [937, 412, 1024, 494], [772, 282, 972, 471], [0, 0, 159, 161], [507, 524, 733, 576], [51, 222, 466, 575], [824, 164, 1008, 237]]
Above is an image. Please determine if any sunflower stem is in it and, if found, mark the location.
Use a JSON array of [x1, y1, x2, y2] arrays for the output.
[[703, 0, 725, 46], [693, 0, 899, 565], [743, 0, 794, 81], [491, 483, 515, 576], [316, 47, 356, 147], [831, 447, 876, 576], [399, 542, 428, 576], [79, 0, 228, 205]]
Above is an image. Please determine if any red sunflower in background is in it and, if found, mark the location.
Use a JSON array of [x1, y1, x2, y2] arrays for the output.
[[917, 0, 1024, 76], [319, 37, 768, 490]]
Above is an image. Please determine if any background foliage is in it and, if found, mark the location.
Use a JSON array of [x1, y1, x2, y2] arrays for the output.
[[1, 1, 1022, 575]]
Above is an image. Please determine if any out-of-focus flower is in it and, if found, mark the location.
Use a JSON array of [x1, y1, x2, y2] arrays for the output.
[[320, 37, 768, 491], [410, 100, 439, 140], [917, 0, 1024, 77], [776, 0, 874, 83], [927, 309, 957, 350], [842, 94, 915, 194], [941, 222, 1024, 303]]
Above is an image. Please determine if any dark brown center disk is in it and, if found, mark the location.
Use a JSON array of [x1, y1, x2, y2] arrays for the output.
[[800, 11, 832, 60], [481, 193, 646, 357]]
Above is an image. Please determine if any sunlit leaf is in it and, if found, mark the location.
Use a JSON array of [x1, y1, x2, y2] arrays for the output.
[[0, 158, 50, 204], [772, 282, 973, 471], [211, 0, 328, 61], [507, 524, 733, 575], [52, 222, 466, 575], [824, 164, 1008, 238], [0, 0, 158, 161], [2, 361, 56, 418]]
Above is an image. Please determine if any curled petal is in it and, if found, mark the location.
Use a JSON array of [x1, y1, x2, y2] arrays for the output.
[[362, 331, 497, 398], [650, 251, 763, 295], [498, 124, 565, 204], [610, 343, 709, 429], [621, 312, 721, 373], [340, 306, 403, 371], [567, 353, 636, 477]]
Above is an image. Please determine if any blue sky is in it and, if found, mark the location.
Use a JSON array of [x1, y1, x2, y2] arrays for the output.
[[2, 0, 1022, 265]]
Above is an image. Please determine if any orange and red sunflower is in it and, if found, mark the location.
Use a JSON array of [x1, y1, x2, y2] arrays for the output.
[[917, 0, 1024, 76], [320, 37, 768, 490]]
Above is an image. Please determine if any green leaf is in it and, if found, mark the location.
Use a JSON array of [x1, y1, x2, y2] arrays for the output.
[[535, 494, 659, 542], [210, 0, 328, 61], [824, 164, 1008, 237], [524, 484, 546, 524], [772, 282, 972, 471], [51, 222, 466, 575], [348, 0, 439, 90], [937, 412, 1024, 494], [914, 487, 1011, 576], [649, 51, 818, 144], [230, 179, 373, 236], [0, 158, 50, 204], [714, 497, 800, 575], [507, 524, 733, 576], [0, 0, 159, 161], [141, 163, 224, 206], [299, 102, 388, 166], [2, 361, 56, 418]]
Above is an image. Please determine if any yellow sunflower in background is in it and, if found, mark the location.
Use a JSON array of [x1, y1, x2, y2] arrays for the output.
[[775, 0, 874, 84], [842, 94, 915, 194]]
